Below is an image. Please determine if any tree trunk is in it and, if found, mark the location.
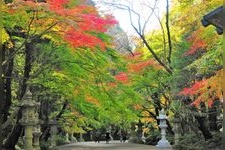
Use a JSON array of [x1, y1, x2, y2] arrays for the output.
[[166, 119, 174, 135], [2, 109, 23, 150], [196, 116, 212, 140], [3, 42, 33, 149], [41, 100, 68, 141], [3, 47, 14, 123], [208, 107, 218, 131]]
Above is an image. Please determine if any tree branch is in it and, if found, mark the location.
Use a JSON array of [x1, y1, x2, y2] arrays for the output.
[[166, 0, 172, 64]]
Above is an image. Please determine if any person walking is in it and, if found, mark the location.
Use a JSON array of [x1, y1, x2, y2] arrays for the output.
[[94, 130, 101, 143]]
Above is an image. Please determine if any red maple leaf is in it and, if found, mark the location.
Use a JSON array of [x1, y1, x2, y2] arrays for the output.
[[179, 80, 206, 96], [128, 60, 154, 72], [64, 29, 106, 49], [114, 72, 129, 84]]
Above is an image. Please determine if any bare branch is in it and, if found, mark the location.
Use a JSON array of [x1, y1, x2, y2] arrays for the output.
[[166, 0, 172, 64], [141, 0, 158, 35], [154, 8, 167, 63]]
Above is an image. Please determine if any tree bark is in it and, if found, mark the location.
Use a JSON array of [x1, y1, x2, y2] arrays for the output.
[[3, 42, 33, 149], [2, 109, 23, 150], [41, 100, 68, 141], [195, 116, 212, 140], [3, 47, 14, 123]]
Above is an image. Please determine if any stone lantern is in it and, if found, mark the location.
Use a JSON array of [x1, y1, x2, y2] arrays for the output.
[[156, 109, 171, 150], [172, 113, 181, 148], [33, 102, 42, 150], [49, 119, 58, 148], [19, 89, 38, 150]]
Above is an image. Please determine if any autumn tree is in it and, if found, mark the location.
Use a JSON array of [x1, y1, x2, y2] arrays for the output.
[[96, 0, 223, 147], [2, 0, 141, 149]]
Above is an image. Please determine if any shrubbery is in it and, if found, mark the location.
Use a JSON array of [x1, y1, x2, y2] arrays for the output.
[[174, 132, 222, 150]]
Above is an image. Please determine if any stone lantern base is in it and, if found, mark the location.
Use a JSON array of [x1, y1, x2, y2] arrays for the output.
[[156, 139, 171, 150]]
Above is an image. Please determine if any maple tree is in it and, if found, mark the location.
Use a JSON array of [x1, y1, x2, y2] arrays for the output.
[[2, 0, 135, 149], [99, 0, 223, 146]]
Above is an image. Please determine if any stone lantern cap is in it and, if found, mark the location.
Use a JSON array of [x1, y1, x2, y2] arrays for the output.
[[157, 109, 168, 120], [21, 90, 36, 107]]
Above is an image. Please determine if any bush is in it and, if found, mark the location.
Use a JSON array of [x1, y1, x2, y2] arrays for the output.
[[206, 132, 222, 150], [145, 130, 160, 145], [174, 132, 222, 150], [55, 135, 67, 146], [174, 133, 205, 150], [40, 141, 50, 150], [128, 136, 144, 144]]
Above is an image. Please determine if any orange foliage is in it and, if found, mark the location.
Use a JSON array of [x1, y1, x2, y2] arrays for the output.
[[184, 39, 207, 56], [128, 60, 154, 72], [108, 82, 117, 87], [125, 51, 143, 60], [85, 96, 100, 106], [7, 0, 117, 50], [184, 29, 207, 56], [65, 29, 106, 50], [125, 51, 161, 73], [133, 104, 142, 110], [114, 72, 129, 84], [179, 80, 207, 96], [180, 69, 223, 107]]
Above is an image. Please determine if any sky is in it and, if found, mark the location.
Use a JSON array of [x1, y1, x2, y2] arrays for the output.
[[93, 0, 170, 36]]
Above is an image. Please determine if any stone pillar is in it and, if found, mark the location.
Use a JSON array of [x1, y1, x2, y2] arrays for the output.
[[19, 90, 38, 150], [137, 120, 144, 142], [65, 133, 70, 143], [33, 102, 42, 150], [173, 115, 180, 148], [78, 133, 84, 142], [49, 119, 58, 148], [141, 132, 146, 143], [128, 122, 136, 142], [70, 133, 77, 142], [156, 109, 171, 150], [119, 129, 123, 142], [33, 124, 41, 150]]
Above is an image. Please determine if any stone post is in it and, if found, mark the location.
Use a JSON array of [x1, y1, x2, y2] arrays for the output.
[[156, 109, 171, 150], [65, 133, 70, 143], [78, 133, 84, 142], [137, 120, 144, 142], [119, 129, 123, 142], [19, 90, 37, 150], [141, 132, 146, 143], [33, 102, 42, 150], [173, 115, 180, 148], [33, 124, 41, 150], [128, 122, 136, 142], [70, 133, 77, 142], [49, 119, 58, 148]]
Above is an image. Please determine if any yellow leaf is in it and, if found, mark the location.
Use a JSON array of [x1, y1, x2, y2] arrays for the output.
[[2, 28, 10, 44]]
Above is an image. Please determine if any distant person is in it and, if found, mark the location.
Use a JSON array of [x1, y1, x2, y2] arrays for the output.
[[122, 134, 127, 142], [105, 131, 110, 144], [94, 130, 101, 143], [120, 130, 127, 142]]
